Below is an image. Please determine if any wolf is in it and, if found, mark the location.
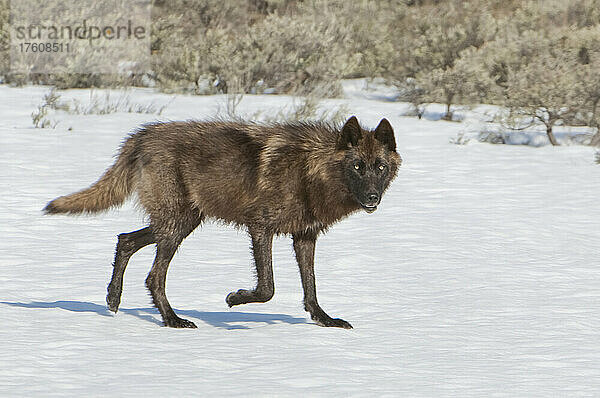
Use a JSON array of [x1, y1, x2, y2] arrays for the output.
[[44, 116, 401, 329]]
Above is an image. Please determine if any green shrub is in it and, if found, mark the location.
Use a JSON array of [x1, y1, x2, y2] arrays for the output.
[[4, 0, 600, 119]]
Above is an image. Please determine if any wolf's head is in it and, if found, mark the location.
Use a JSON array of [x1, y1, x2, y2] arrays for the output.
[[337, 116, 401, 213]]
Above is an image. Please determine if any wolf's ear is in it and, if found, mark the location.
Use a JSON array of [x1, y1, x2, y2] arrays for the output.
[[374, 118, 396, 152], [337, 116, 362, 149]]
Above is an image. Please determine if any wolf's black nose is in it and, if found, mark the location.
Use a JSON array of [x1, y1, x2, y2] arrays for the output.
[[367, 193, 379, 203]]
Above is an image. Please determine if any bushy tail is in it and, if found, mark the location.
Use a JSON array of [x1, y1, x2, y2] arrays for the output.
[[44, 138, 138, 215]]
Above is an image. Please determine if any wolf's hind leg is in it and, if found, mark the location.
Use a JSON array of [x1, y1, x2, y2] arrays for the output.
[[146, 212, 202, 328], [107, 227, 155, 312], [146, 240, 195, 328], [226, 229, 275, 307]]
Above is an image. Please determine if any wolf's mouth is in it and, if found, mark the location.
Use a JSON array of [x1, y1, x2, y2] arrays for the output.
[[361, 204, 378, 213]]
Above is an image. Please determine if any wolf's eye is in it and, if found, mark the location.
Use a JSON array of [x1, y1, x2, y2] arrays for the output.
[[378, 164, 386, 171], [354, 163, 360, 170]]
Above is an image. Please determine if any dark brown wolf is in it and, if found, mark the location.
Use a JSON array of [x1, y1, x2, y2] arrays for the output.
[[44, 116, 401, 329]]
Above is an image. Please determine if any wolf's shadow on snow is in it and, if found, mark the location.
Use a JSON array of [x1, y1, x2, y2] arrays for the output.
[[0, 300, 307, 330]]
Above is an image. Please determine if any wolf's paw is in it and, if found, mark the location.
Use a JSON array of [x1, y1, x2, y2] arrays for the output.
[[106, 287, 121, 313], [313, 315, 353, 329], [225, 289, 248, 307], [226, 288, 273, 307], [163, 316, 197, 329]]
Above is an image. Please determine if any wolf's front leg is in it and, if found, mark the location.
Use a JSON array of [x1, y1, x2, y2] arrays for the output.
[[292, 231, 352, 329], [226, 228, 275, 307]]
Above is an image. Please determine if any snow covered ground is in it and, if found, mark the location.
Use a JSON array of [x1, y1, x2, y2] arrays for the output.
[[1, 83, 600, 397]]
